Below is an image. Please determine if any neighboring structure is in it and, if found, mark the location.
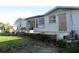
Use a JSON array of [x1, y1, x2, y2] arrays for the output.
[[15, 6, 79, 39], [15, 18, 27, 32]]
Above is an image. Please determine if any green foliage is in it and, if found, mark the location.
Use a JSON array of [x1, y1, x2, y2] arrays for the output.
[[65, 42, 76, 48], [57, 40, 66, 48], [57, 40, 79, 53], [0, 22, 15, 33], [0, 32, 10, 36], [64, 42, 79, 53]]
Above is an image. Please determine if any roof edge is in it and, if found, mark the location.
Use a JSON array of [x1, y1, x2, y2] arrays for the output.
[[25, 15, 45, 20], [45, 6, 79, 15]]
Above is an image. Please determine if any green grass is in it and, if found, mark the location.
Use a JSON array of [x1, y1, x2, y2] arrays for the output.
[[0, 36, 33, 52], [0, 36, 22, 42]]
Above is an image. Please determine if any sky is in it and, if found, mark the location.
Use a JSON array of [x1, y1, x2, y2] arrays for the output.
[[0, 6, 54, 25], [0, 0, 79, 25]]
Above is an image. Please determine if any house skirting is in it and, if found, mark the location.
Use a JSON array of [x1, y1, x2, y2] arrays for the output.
[[33, 30, 70, 40]]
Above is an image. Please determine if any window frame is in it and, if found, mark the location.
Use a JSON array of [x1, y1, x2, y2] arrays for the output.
[[35, 17, 45, 28], [49, 16, 56, 24]]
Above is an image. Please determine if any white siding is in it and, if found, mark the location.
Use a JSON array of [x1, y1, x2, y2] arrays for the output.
[[71, 10, 79, 36], [15, 19, 27, 31], [21, 20, 27, 27], [66, 11, 72, 32], [34, 9, 73, 39], [34, 10, 71, 33], [45, 15, 59, 32]]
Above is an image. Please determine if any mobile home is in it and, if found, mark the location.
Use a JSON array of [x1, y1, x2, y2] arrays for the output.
[[15, 6, 79, 39]]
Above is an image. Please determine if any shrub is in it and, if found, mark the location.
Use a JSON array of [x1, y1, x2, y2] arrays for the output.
[[57, 40, 79, 53], [57, 40, 66, 48], [65, 42, 79, 52], [0, 32, 10, 36]]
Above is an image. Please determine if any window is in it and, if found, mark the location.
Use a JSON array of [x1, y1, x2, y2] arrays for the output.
[[38, 18, 45, 25], [27, 21, 31, 25], [35, 18, 45, 28], [49, 16, 56, 23], [38, 18, 45, 28]]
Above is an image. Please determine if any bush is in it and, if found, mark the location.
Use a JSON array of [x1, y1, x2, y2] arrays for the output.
[[57, 40, 66, 48], [0, 32, 10, 36], [57, 40, 79, 53], [65, 42, 79, 52], [65, 42, 75, 48]]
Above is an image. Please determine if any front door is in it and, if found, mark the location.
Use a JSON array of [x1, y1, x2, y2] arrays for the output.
[[58, 13, 67, 31]]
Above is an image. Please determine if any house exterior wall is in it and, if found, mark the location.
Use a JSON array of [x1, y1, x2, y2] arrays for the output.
[[15, 8, 79, 39], [34, 9, 72, 39], [26, 19, 35, 29], [15, 19, 27, 32], [71, 10, 79, 38], [21, 20, 27, 28], [34, 17, 46, 32], [15, 20, 20, 31], [57, 10, 79, 39]]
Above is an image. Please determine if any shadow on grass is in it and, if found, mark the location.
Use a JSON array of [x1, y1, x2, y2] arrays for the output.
[[0, 37, 33, 53]]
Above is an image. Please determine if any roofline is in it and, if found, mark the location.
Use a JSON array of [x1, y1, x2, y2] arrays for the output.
[[25, 15, 45, 20], [16, 6, 79, 22], [25, 6, 79, 20], [45, 6, 79, 15], [15, 18, 24, 24]]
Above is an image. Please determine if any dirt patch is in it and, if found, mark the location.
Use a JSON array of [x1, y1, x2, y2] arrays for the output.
[[8, 46, 58, 53], [8, 39, 58, 53]]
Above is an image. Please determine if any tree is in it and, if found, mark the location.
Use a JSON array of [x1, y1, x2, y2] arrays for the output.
[[0, 22, 15, 33], [4, 23, 15, 33]]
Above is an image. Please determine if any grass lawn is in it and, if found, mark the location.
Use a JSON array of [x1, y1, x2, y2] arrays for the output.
[[0, 36, 22, 42], [0, 36, 32, 52]]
